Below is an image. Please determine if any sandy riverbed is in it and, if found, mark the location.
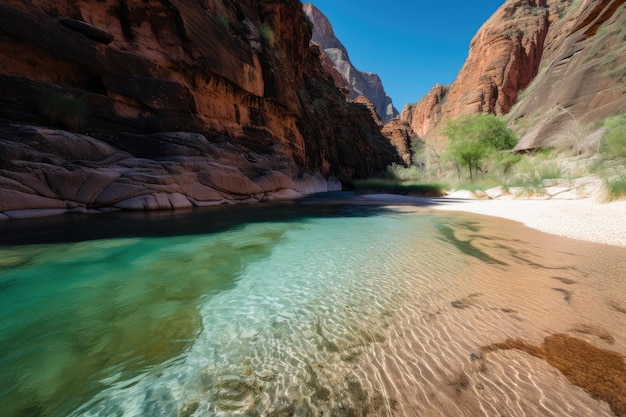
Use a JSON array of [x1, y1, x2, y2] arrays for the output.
[[358, 193, 626, 416]]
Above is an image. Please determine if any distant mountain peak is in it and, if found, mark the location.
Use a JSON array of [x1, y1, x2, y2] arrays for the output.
[[303, 3, 399, 122]]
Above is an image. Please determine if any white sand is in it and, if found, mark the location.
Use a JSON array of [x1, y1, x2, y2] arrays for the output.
[[362, 194, 626, 247], [435, 198, 626, 247]]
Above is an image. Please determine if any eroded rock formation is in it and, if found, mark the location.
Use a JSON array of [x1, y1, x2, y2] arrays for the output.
[[0, 0, 400, 218], [398, 0, 626, 150], [303, 3, 399, 122]]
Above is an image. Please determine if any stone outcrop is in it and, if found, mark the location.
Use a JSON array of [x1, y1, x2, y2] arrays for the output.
[[399, 84, 450, 139], [0, 0, 400, 218], [303, 3, 399, 122], [353, 94, 416, 166], [381, 118, 416, 166], [0, 125, 341, 219], [398, 0, 626, 150]]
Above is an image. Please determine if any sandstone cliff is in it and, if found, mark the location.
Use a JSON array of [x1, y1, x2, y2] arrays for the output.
[[399, 0, 626, 151], [0, 0, 399, 219], [303, 3, 399, 122], [510, 0, 626, 151]]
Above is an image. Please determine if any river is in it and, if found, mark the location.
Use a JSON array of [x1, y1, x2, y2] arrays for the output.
[[1, 194, 624, 416]]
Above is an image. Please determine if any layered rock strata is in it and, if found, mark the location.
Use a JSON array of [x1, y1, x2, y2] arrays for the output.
[[0, 0, 399, 218]]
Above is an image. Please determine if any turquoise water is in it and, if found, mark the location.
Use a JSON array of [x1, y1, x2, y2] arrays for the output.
[[0, 203, 459, 416], [2, 201, 624, 416]]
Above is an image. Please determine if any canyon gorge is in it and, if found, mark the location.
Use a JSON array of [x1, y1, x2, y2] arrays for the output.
[[0, 0, 624, 218]]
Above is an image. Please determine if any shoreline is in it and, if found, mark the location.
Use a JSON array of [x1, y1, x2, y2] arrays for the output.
[[362, 194, 626, 247]]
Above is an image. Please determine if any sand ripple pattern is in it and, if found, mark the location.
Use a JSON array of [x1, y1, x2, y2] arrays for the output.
[[72, 211, 626, 416]]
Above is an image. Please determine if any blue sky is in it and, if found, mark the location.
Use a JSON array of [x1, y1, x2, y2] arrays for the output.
[[309, 0, 505, 110]]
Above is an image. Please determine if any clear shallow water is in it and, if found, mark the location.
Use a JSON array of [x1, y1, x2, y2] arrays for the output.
[[1, 199, 625, 416]]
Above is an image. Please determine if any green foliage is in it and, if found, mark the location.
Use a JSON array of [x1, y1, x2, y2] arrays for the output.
[[507, 156, 563, 188], [594, 113, 626, 200], [353, 179, 446, 197], [443, 114, 518, 181], [258, 22, 275, 46], [606, 168, 626, 200], [600, 114, 626, 159], [410, 136, 427, 171], [387, 163, 423, 182], [38, 90, 88, 130], [215, 15, 229, 30]]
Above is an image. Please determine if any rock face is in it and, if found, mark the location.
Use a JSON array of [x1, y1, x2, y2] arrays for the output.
[[399, 0, 626, 150], [510, 0, 626, 151], [303, 3, 399, 122], [381, 118, 416, 166], [0, 0, 399, 218]]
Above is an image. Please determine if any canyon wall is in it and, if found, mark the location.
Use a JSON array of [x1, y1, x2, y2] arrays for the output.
[[303, 3, 399, 122], [510, 0, 626, 151], [0, 0, 400, 219], [399, 0, 626, 151]]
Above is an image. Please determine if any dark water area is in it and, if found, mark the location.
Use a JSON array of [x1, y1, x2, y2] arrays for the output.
[[0, 192, 406, 246]]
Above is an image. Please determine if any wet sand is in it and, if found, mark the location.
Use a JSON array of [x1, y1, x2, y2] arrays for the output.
[[354, 196, 626, 416]]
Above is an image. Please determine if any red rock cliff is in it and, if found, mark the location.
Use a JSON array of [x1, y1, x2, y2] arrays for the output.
[[303, 2, 399, 122], [399, 0, 564, 138], [398, 0, 626, 150], [0, 0, 399, 218], [511, 0, 626, 150]]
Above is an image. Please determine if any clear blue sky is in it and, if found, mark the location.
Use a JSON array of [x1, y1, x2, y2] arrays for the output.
[[309, 0, 505, 110]]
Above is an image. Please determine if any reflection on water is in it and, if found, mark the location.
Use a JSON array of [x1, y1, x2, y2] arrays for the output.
[[1, 202, 625, 417]]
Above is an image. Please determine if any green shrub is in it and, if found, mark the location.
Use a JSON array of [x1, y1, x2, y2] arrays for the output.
[[410, 136, 427, 171], [386, 163, 423, 182], [595, 113, 626, 200], [353, 179, 446, 197], [600, 114, 626, 159], [606, 171, 626, 200], [38, 91, 88, 130], [502, 149, 567, 191], [258, 22, 275, 46], [443, 114, 518, 181]]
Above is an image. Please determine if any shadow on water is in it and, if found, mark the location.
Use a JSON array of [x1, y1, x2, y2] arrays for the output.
[[0, 192, 463, 416], [0, 192, 434, 246]]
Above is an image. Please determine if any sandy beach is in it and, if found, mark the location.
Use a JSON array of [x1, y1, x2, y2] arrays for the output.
[[434, 198, 626, 247], [363, 194, 626, 247]]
